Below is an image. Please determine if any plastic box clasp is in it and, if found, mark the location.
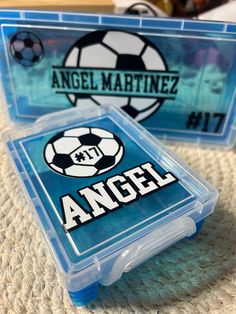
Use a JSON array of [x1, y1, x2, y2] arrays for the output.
[[100, 216, 196, 286]]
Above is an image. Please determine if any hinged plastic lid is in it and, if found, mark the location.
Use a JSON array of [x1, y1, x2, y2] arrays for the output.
[[3, 105, 218, 279], [3, 105, 218, 305], [0, 10, 236, 146]]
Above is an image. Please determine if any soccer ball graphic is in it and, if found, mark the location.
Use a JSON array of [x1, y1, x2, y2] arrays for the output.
[[10, 31, 44, 66], [64, 30, 167, 122], [44, 127, 124, 178]]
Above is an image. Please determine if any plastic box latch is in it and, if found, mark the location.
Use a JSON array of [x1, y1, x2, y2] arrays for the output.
[[100, 216, 196, 286]]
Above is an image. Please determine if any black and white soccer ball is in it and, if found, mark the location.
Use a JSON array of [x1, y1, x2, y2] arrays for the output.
[[64, 30, 167, 122], [10, 31, 44, 67], [44, 127, 124, 177]]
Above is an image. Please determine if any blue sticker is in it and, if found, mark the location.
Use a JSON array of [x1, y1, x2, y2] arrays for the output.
[[11, 115, 194, 261], [1, 14, 235, 146]]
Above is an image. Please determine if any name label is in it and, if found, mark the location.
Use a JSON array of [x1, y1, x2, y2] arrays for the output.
[[52, 68, 179, 98], [60, 162, 178, 232]]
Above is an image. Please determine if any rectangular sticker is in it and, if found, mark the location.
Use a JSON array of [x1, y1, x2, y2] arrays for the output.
[[2, 20, 235, 144], [10, 115, 194, 260]]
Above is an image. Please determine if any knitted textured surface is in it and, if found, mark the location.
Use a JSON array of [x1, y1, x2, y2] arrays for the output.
[[1, 114, 236, 314]]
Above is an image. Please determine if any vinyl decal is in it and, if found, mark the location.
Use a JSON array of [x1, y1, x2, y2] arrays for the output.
[[44, 127, 124, 177], [52, 30, 179, 122]]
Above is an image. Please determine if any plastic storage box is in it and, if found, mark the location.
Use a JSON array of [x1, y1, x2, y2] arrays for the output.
[[0, 10, 236, 147], [3, 105, 218, 306]]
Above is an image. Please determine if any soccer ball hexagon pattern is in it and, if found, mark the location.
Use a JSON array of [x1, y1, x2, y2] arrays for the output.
[[10, 31, 44, 66], [44, 127, 124, 177], [64, 30, 167, 122]]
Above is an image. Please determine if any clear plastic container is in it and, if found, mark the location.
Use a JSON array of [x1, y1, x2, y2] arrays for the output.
[[2, 105, 218, 306], [0, 10, 236, 146]]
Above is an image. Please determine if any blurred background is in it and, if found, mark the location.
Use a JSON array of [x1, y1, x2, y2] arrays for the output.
[[1, 0, 236, 22]]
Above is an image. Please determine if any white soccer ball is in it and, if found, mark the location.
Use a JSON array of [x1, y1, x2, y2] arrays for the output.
[[64, 30, 167, 122], [44, 127, 124, 177]]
